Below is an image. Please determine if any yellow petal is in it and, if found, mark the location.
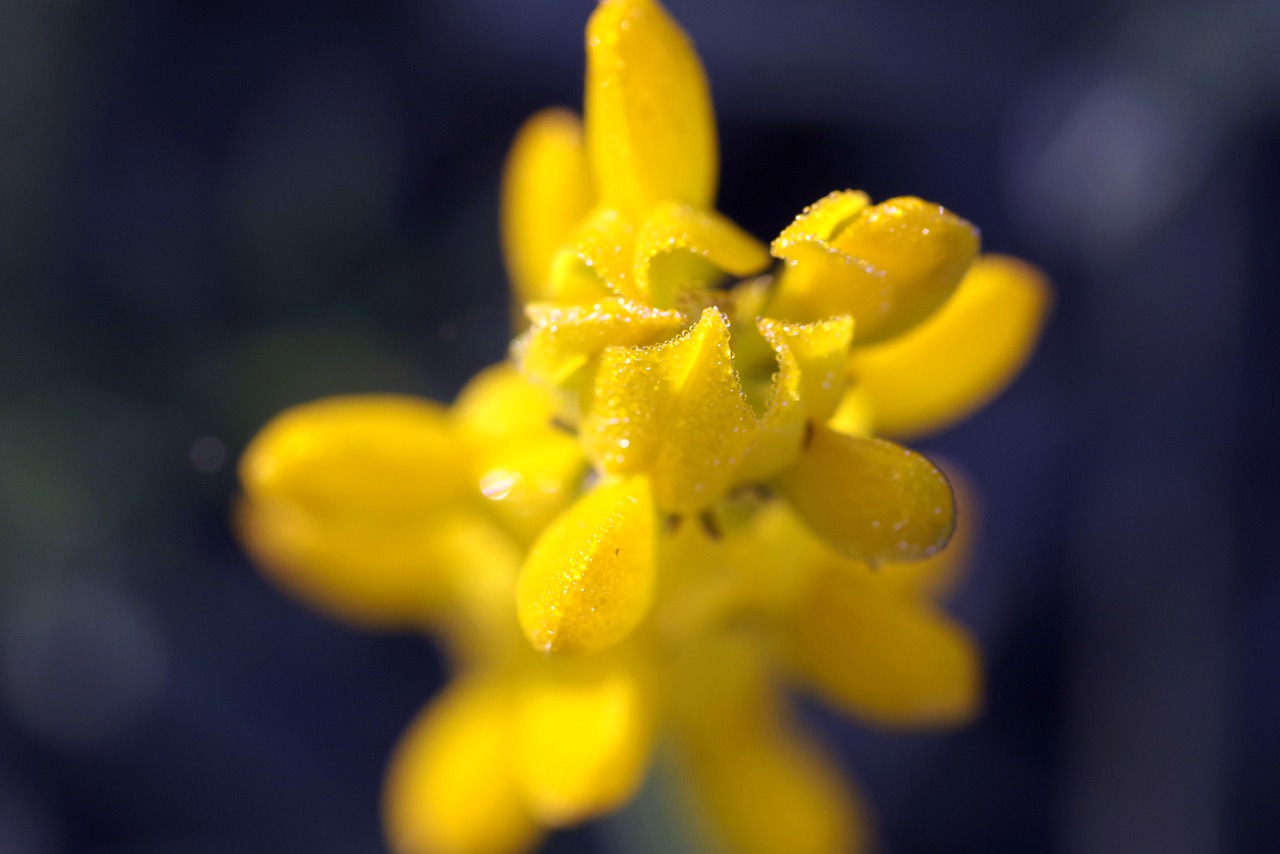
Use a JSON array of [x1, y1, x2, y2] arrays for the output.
[[512, 298, 687, 388], [517, 476, 656, 655], [513, 656, 655, 825], [849, 254, 1052, 440], [582, 308, 757, 513], [383, 676, 543, 854], [774, 426, 955, 563], [771, 189, 870, 250], [631, 202, 769, 307], [240, 395, 465, 519], [425, 514, 527, 666], [876, 459, 980, 601], [500, 108, 595, 309], [683, 734, 870, 854], [789, 566, 982, 728], [770, 194, 979, 343], [548, 207, 635, 302], [472, 436, 588, 547], [669, 636, 869, 854], [585, 0, 717, 215], [233, 497, 456, 629], [453, 363, 562, 441], [453, 364, 589, 544], [236, 395, 468, 628], [736, 315, 855, 483], [826, 385, 874, 438]]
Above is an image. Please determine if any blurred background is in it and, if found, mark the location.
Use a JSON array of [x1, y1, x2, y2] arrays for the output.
[[2, 0, 1278, 851]]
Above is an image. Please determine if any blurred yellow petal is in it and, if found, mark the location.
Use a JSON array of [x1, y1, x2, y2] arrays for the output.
[[669, 636, 868, 854], [512, 298, 687, 387], [453, 363, 561, 440], [472, 436, 587, 547], [237, 396, 469, 628], [771, 194, 979, 343], [758, 314, 854, 423], [684, 734, 870, 854], [517, 476, 656, 655], [774, 426, 955, 563], [826, 385, 874, 438], [582, 308, 756, 513], [384, 677, 543, 854], [585, 0, 717, 215], [234, 497, 456, 629], [240, 395, 465, 519], [453, 365, 590, 544], [789, 567, 982, 728], [501, 108, 595, 309], [850, 254, 1052, 440], [632, 202, 769, 307], [513, 656, 656, 825], [427, 514, 528, 666]]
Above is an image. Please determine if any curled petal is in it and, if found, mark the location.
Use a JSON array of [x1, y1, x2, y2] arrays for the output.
[[512, 298, 687, 387], [789, 567, 982, 728], [631, 202, 770, 307], [850, 254, 1052, 440], [771, 189, 870, 252], [383, 677, 542, 854], [582, 308, 757, 513], [501, 108, 595, 309], [517, 476, 656, 655], [513, 656, 656, 824], [549, 207, 635, 302], [586, 0, 718, 215], [771, 194, 979, 343], [737, 315, 855, 482], [774, 426, 955, 563]]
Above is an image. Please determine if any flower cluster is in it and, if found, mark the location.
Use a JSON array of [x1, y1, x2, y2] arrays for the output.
[[235, 1, 1049, 852]]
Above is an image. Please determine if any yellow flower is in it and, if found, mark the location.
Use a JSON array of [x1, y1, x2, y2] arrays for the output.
[[235, 1, 1050, 853]]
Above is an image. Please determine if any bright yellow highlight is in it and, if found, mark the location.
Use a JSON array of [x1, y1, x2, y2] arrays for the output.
[[850, 254, 1052, 439], [235, 0, 1051, 852]]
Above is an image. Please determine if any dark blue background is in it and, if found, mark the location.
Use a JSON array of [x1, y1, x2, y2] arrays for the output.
[[2, 0, 1277, 852]]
